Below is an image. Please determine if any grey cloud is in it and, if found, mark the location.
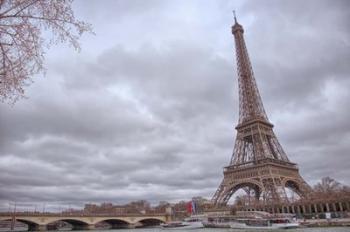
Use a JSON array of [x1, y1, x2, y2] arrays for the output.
[[0, 0, 349, 210]]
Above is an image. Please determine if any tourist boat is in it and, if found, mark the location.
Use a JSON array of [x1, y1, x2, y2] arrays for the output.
[[229, 217, 299, 230], [161, 216, 205, 230], [204, 211, 299, 230], [202, 215, 235, 228], [230, 211, 299, 230]]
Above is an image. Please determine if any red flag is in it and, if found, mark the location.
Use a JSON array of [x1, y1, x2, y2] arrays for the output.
[[186, 201, 192, 214]]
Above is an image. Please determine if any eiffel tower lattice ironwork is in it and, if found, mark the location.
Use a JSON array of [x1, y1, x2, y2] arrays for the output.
[[212, 15, 311, 206]]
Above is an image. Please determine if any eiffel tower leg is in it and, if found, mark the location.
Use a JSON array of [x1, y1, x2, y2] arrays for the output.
[[212, 180, 225, 206], [282, 175, 312, 199]]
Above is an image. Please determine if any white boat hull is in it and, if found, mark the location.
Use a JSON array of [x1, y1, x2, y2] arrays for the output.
[[230, 222, 299, 230]]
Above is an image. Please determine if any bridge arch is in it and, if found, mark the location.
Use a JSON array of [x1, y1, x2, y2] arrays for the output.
[[17, 219, 38, 229], [137, 218, 165, 227], [45, 218, 91, 230], [46, 217, 91, 224], [94, 218, 131, 229], [0, 218, 40, 231]]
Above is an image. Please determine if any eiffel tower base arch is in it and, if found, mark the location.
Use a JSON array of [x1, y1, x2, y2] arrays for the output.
[[213, 159, 311, 206]]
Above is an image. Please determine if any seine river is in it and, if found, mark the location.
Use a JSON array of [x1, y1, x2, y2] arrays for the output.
[[2, 228, 350, 232], [2, 227, 350, 232], [68, 228, 349, 232]]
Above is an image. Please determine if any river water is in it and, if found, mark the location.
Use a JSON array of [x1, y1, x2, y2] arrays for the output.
[[2, 228, 350, 232], [72, 228, 349, 232]]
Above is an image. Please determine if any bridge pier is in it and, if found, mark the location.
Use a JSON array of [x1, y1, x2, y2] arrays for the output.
[[127, 223, 137, 229]]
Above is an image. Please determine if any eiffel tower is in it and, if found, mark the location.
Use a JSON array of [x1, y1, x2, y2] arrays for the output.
[[212, 14, 311, 206]]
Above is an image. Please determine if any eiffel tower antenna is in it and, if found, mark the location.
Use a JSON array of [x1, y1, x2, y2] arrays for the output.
[[233, 10, 237, 23], [212, 18, 311, 207]]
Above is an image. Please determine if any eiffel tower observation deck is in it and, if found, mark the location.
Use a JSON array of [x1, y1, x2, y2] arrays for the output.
[[212, 13, 311, 206]]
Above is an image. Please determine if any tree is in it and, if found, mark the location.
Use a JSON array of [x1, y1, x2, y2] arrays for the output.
[[235, 195, 251, 206], [313, 177, 341, 195], [0, 0, 92, 103]]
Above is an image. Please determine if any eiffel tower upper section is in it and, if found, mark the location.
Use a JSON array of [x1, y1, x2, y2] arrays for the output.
[[229, 14, 291, 166], [232, 17, 269, 126]]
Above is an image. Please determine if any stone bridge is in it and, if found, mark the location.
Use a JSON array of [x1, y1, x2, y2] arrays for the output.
[[0, 213, 170, 231]]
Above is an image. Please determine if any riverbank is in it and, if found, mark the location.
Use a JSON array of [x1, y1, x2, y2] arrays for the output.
[[301, 218, 350, 227]]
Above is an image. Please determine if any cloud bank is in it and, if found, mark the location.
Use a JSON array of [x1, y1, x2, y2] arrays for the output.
[[0, 0, 349, 210]]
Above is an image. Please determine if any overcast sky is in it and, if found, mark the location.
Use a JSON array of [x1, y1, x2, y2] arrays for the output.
[[1, 0, 350, 211]]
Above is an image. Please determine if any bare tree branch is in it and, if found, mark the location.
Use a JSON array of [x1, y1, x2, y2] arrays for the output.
[[0, 0, 92, 103]]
